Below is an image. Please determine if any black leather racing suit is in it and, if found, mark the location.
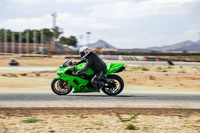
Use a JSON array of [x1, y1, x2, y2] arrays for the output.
[[77, 52, 107, 88]]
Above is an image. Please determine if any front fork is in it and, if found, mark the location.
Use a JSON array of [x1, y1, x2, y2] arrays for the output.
[[102, 76, 111, 83]]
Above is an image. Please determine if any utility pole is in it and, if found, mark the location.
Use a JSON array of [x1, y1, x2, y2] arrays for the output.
[[33, 31, 37, 52], [199, 32, 200, 41], [4, 30, 7, 53], [79, 35, 84, 46], [86, 32, 91, 45], [26, 31, 29, 54], [40, 30, 44, 54], [51, 13, 57, 44], [51, 13, 57, 28], [11, 32, 15, 53], [19, 32, 22, 54]]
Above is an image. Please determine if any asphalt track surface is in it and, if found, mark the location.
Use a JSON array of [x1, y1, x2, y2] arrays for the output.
[[0, 92, 200, 108]]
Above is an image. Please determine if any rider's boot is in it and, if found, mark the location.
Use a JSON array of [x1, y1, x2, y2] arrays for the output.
[[92, 81, 104, 90]]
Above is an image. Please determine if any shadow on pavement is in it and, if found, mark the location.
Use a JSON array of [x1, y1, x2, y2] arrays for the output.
[[67, 94, 146, 98]]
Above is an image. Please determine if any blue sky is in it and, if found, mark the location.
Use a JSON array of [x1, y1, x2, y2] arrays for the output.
[[0, 0, 200, 48]]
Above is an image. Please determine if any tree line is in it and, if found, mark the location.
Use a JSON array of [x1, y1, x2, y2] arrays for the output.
[[0, 27, 77, 47]]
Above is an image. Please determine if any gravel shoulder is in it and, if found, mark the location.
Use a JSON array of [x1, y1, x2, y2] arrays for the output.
[[0, 108, 200, 133]]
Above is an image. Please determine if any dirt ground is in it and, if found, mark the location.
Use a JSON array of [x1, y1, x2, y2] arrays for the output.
[[119, 65, 200, 93], [0, 108, 200, 133], [0, 57, 67, 66], [0, 59, 199, 93]]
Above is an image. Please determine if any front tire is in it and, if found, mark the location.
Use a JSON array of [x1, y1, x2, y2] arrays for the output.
[[51, 78, 72, 95], [102, 75, 124, 96]]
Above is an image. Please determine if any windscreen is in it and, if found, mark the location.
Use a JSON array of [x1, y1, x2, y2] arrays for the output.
[[60, 59, 72, 68]]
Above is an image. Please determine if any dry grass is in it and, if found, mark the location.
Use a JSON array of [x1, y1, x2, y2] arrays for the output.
[[22, 118, 42, 123], [125, 124, 140, 130]]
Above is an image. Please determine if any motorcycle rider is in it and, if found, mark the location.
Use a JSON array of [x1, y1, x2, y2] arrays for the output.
[[73, 46, 107, 90]]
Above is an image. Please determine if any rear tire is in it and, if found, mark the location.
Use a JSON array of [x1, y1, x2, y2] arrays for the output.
[[51, 78, 72, 95], [102, 75, 124, 96]]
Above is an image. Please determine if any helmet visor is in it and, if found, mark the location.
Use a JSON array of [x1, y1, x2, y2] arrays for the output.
[[80, 52, 86, 57]]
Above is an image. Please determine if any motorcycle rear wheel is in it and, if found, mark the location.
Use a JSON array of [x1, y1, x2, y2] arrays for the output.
[[102, 74, 124, 96], [51, 78, 72, 95]]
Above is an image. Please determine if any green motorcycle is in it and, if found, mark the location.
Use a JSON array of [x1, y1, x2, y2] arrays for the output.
[[51, 59, 125, 96]]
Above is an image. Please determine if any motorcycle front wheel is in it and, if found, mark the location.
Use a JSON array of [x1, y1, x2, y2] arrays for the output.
[[102, 74, 124, 96], [51, 78, 72, 95]]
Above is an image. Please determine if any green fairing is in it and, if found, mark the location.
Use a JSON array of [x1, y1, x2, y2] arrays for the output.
[[75, 63, 95, 76], [105, 63, 124, 76], [57, 66, 73, 74], [55, 76, 60, 79], [56, 62, 124, 93]]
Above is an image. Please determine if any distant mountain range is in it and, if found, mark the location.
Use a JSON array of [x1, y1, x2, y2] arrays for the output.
[[69, 40, 116, 51], [69, 39, 200, 52], [87, 40, 116, 49], [147, 40, 200, 51]]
